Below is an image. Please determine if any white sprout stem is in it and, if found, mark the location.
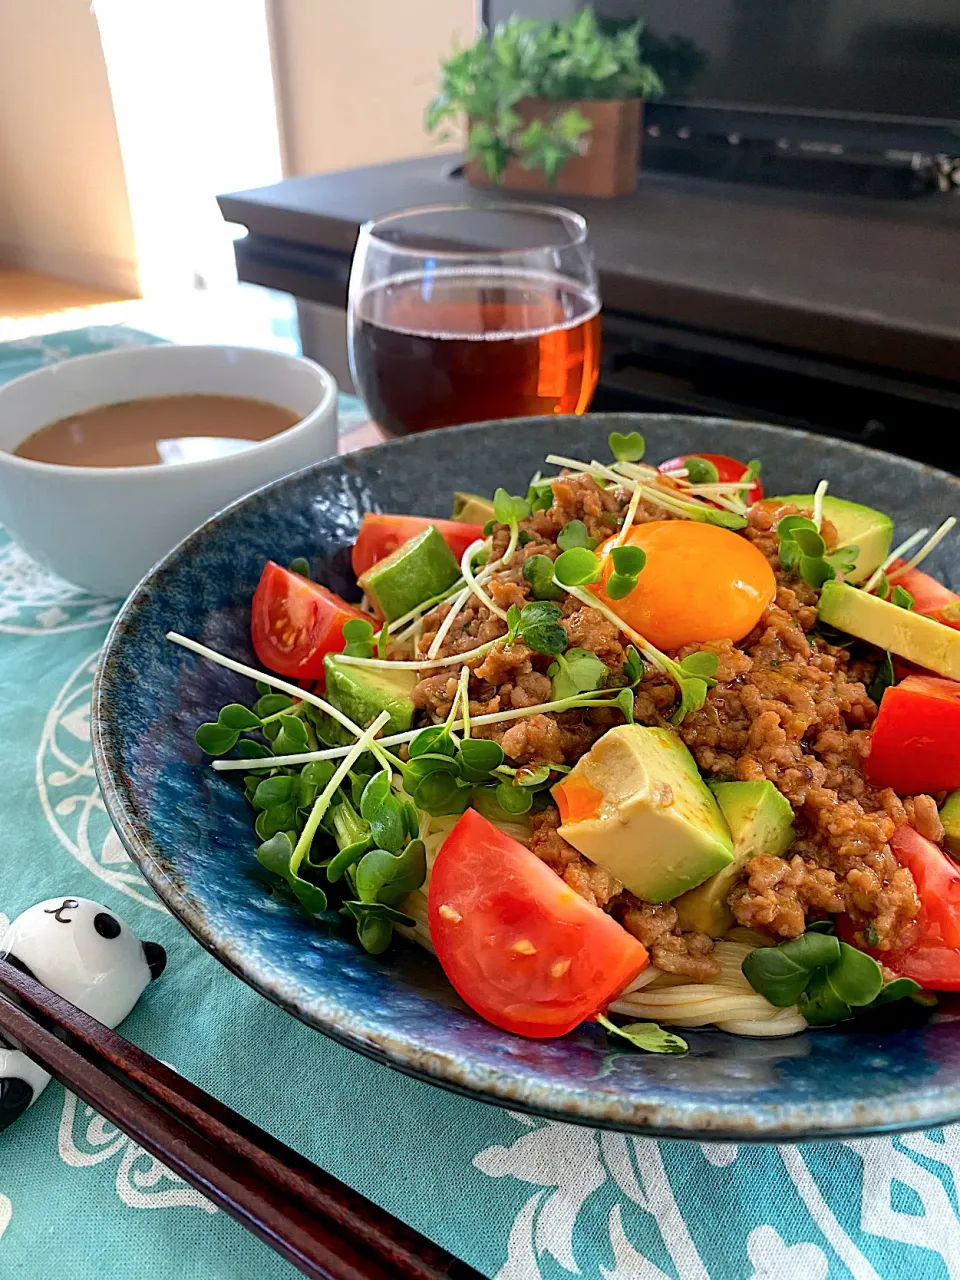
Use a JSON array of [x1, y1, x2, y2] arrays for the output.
[[383, 578, 467, 639], [611, 484, 645, 549], [887, 517, 957, 581], [684, 480, 756, 493], [212, 688, 622, 771], [458, 664, 472, 739], [862, 527, 930, 594], [502, 522, 520, 567], [558, 581, 669, 677], [292, 711, 390, 869], [425, 583, 473, 659], [459, 536, 508, 621], [336, 641, 496, 671], [812, 479, 829, 532], [545, 454, 636, 491], [166, 633, 398, 771], [424, 539, 504, 659]]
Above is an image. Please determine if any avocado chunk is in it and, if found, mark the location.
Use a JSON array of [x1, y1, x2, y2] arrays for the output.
[[324, 653, 418, 736], [555, 725, 734, 903], [819, 580, 960, 680], [357, 525, 461, 622], [452, 491, 495, 523], [674, 780, 795, 935], [940, 790, 960, 859], [768, 494, 892, 585]]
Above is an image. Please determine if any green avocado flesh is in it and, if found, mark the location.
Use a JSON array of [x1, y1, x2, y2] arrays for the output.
[[674, 780, 795, 935], [769, 494, 892, 585], [357, 525, 461, 622], [323, 654, 418, 737], [818, 580, 960, 680], [452, 491, 496, 523], [940, 790, 960, 859], [557, 725, 734, 903]]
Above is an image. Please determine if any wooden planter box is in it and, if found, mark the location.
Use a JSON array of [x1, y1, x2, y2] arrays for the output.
[[465, 98, 643, 199]]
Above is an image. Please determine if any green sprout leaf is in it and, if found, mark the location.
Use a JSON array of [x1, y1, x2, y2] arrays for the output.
[[683, 456, 720, 485], [606, 544, 646, 599], [868, 653, 896, 705], [679, 651, 720, 683], [257, 831, 328, 915], [522, 554, 564, 601], [554, 547, 601, 588], [288, 556, 312, 578], [891, 585, 915, 611], [513, 764, 552, 788], [195, 701, 264, 755], [557, 520, 598, 552], [548, 647, 608, 701], [342, 617, 376, 658], [613, 687, 635, 723], [493, 487, 531, 527], [528, 478, 555, 513], [514, 600, 568, 656], [623, 646, 644, 687], [741, 929, 900, 1026], [408, 724, 457, 758], [355, 839, 426, 907], [272, 714, 309, 757], [608, 431, 646, 463], [494, 781, 533, 815], [457, 737, 505, 782], [596, 1013, 688, 1054]]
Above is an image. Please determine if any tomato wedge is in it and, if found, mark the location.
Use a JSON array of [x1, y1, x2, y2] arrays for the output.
[[659, 453, 763, 505], [866, 673, 960, 795], [428, 808, 648, 1038], [881, 559, 960, 630], [840, 827, 960, 991], [251, 561, 368, 680], [351, 514, 483, 579]]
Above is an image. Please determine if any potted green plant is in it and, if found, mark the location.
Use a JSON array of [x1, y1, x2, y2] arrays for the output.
[[426, 9, 664, 199]]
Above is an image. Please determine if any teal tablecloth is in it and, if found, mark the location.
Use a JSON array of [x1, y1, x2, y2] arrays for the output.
[[1, 327, 959, 1280]]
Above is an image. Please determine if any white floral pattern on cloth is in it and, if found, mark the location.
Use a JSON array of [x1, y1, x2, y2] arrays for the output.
[[37, 649, 165, 911], [473, 1114, 960, 1279], [58, 1089, 216, 1213], [0, 526, 117, 636]]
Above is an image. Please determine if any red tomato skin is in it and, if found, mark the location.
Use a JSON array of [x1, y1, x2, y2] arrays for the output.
[[890, 826, 960, 951], [428, 808, 648, 1038], [351, 514, 483, 579], [866, 674, 960, 795], [839, 827, 960, 991], [251, 561, 368, 680], [883, 560, 960, 630], [659, 453, 763, 505]]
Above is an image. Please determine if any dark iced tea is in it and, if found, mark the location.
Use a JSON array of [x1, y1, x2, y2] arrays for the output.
[[350, 271, 601, 436]]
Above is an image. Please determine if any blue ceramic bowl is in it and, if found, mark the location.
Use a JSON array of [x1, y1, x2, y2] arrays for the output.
[[93, 414, 960, 1140]]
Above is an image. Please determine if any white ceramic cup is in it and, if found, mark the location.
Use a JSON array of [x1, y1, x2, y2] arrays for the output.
[[0, 344, 338, 597]]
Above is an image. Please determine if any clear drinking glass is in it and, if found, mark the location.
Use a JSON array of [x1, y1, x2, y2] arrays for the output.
[[347, 203, 601, 436]]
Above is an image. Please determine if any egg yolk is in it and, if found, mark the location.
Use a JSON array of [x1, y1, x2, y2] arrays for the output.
[[593, 521, 776, 652]]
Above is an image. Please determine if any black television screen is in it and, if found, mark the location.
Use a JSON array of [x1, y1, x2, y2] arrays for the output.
[[485, 0, 960, 125]]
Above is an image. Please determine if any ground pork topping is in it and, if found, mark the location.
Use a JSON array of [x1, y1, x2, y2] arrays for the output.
[[408, 479, 936, 956], [529, 810, 720, 979]]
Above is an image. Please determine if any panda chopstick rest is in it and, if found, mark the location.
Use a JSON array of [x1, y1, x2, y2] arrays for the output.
[[0, 897, 167, 1132]]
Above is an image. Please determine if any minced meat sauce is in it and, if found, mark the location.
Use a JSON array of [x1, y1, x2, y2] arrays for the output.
[[411, 472, 932, 973]]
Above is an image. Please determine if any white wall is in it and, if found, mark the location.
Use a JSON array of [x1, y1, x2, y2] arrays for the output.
[[271, 0, 478, 176], [0, 0, 139, 294]]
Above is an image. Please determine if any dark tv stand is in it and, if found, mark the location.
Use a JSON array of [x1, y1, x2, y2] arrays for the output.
[[219, 155, 960, 470]]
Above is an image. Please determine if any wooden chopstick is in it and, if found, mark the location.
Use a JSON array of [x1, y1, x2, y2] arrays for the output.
[[0, 960, 482, 1280]]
